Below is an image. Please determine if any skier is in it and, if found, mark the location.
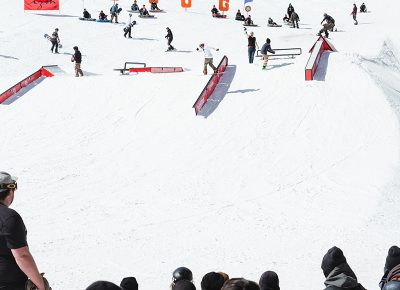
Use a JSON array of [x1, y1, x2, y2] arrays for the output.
[[140, 5, 149, 16], [318, 13, 335, 37], [110, 3, 119, 23], [290, 10, 299, 28], [287, 3, 294, 19], [196, 43, 219, 75], [71, 46, 83, 77], [260, 38, 275, 69], [0, 172, 50, 290], [83, 8, 91, 19], [351, 4, 358, 25], [211, 5, 220, 17], [235, 10, 245, 21], [245, 15, 253, 25], [131, 0, 139, 11], [50, 28, 60, 53], [150, 0, 160, 11], [99, 10, 108, 20], [165, 27, 175, 51], [124, 21, 136, 38], [360, 3, 367, 13], [245, 29, 259, 64]]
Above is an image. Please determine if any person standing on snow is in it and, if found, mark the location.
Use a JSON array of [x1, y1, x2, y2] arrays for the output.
[[245, 30, 259, 64], [71, 46, 83, 77], [0, 172, 50, 290], [197, 43, 219, 75], [287, 3, 295, 19], [110, 3, 119, 23], [124, 21, 136, 38], [50, 28, 60, 53], [290, 10, 300, 28], [260, 38, 275, 69], [351, 4, 358, 25], [165, 27, 175, 51]]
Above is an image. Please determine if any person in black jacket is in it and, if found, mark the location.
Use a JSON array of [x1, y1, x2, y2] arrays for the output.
[[245, 30, 258, 63], [83, 8, 91, 19], [321, 246, 366, 290], [360, 3, 367, 12], [165, 27, 175, 51], [211, 5, 220, 16], [287, 3, 294, 19], [318, 13, 335, 37], [380, 246, 400, 289], [71, 46, 83, 77], [351, 4, 358, 25], [235, 10, 245, 21]]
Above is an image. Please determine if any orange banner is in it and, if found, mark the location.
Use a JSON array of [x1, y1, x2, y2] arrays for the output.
[[24, 0, 59, 10], [181, 0, 191, 8], [149, 0, 158, 3], [219, 0, 229, 11]]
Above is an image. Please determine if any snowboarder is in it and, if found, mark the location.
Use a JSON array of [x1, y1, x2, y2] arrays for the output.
[[140, 5, 149, 16], [290, 10, 299, 28], [110, 3, 119, 23], [245, 29, 259, 64], [351, 4, 358, 25], [165, 27, 174, 51], [124, 21, 136, 38], [197, 43, 219, 75], [318, 13, 335, 37], [283, 14, 290, 23], [99, 10, 108, 20], [131, 0, 139, 11], [211, 5, 220, 17], [150, 0, 160, 11], [83, 8, 91, 19], [0, 172, 50, 290], [360, 3, 367, 13], [260, 38, 275, 69], [236, 10, 245, 21], [287, 3, 295, 19], [268, 17, 278, 26], [71, 46, 83, 77], [244, 15, 253, 25], [50, 28, 60, 53]]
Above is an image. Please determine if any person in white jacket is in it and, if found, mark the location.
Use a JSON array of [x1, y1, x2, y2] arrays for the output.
[[197, 43, 219, 75]]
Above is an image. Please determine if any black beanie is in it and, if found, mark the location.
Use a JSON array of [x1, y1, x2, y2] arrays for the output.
[[385, 246, 400, 273], [86, 281, 121, 290], [120, 277, 138, 290], [259, 271, 280, 290], [321, 246, 347, 277], [201, 272, 226, 290], [174, 280, 197, 290]]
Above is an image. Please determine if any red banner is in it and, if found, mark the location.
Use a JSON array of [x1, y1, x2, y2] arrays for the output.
[[24, 0, 59, 10], [219, 0, 229, 11], [181, 0, 191, 8]]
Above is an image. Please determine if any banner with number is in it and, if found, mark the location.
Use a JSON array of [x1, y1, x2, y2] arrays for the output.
[[219, 0, 229, 11], [24, 0, 59, 10], [181, 0, 191, 8]]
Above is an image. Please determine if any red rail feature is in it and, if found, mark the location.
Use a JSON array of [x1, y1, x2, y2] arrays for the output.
[[192, 55, 228, 115], [305, 36, 336, 81]]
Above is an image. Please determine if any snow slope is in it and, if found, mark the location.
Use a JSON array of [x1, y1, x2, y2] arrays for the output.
[[1, 0, 400, 289]]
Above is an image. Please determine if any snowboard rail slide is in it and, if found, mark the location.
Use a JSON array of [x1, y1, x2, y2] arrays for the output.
[[305, 36, 336, 81], [192, 55, 228, 115], [0, 65, 56, 104], [114, 62, 184, 74], [256, 48, 302, 58]]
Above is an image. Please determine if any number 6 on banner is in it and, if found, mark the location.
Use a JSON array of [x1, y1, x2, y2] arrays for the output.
[[181, 0, 191, 8], [219, 0, 229, 11]]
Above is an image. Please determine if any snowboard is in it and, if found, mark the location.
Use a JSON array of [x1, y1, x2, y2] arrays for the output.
[[126, 9, 140, 13], [44, 34, 62, 49], [138, 14, 155, 18], [243, 24, 259, 27], [267, 24, 282, 27], [212, 14, 227, 18], [149, 9, 165, 13], [96, 19, 111, 22], [79, 17, 96, 21]]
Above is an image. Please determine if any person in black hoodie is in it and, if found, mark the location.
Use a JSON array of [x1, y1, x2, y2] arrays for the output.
[[71, 46, 83, 77], [321, 246, 366, 290], [165, 27, 175, 51], [380, 246, 400, 289], [287, 4, 294, 19]]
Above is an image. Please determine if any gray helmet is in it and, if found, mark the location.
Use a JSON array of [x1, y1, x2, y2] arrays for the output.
[[173, 267, 193, 282]]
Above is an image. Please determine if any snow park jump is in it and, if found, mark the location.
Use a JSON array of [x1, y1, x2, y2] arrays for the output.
[[0, 66, 57, 104], [305, 36, 336, 81], [192, 55, 228, 115]]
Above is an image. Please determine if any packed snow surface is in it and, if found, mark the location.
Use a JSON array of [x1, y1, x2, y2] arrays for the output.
[[1, 0, 400, 289]]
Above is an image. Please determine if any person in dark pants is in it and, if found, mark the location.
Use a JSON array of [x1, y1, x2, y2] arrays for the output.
[[71, 46, 83, 77], [287, 3, 294, 19], [245, 30, 258, 63], [50, 28, 59, 53], [0, 172, 47, 290], [318, 13, 335, 37], [291, 10, 299, 28], [124, 21, 136, 38], [165, 27, 175, 51], [351, 4, 358, 25]]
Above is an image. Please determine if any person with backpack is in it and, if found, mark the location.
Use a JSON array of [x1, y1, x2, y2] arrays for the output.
[[110, 3, 119, 23], [197, 43, 219, 75], [351, 4, 358, 25], [321, 246, 366, 290], [165, 27, 175, 51], [318, 13, 335, 37], [291, 10, 300, 28], [245, 29, 259, 63], [380, 246, 400, 290], [50, 28, 60, 53], [71, 46, 83, 77], [260, 38, 275, 69]]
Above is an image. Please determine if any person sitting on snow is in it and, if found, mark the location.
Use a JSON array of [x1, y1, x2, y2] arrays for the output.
[[83, 8, 91, 19], [245, 15, 254, 25], [283, 14, 290, 23], [99, 10, 107, 20], [235, 9, 245, 21], [268, 17, 278, 26], [211, 5, 220, 17], [131, 0, 139, 11], [360, 2, 367, 12], [140, 5, 149, 16], [150, 0, 160, 10]]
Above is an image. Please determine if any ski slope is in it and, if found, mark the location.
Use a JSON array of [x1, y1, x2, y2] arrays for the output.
[[1, 0, 400, 289]]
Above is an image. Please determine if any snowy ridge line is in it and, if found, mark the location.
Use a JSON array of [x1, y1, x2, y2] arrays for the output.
[[0, 66, 55, 104], [192, 55, 228, 115]]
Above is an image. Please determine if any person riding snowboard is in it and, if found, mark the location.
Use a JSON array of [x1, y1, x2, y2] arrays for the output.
[[197, 43, 219, 75], [165, 27, 175, 51], [318, 13, 335, 37]]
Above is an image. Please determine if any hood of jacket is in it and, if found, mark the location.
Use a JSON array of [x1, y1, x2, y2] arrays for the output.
[[324, 262, 359, 290]]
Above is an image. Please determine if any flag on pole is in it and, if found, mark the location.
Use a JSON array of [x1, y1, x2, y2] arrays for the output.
[[24, 0, 59, 10], [244, 0, 253, 3]]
